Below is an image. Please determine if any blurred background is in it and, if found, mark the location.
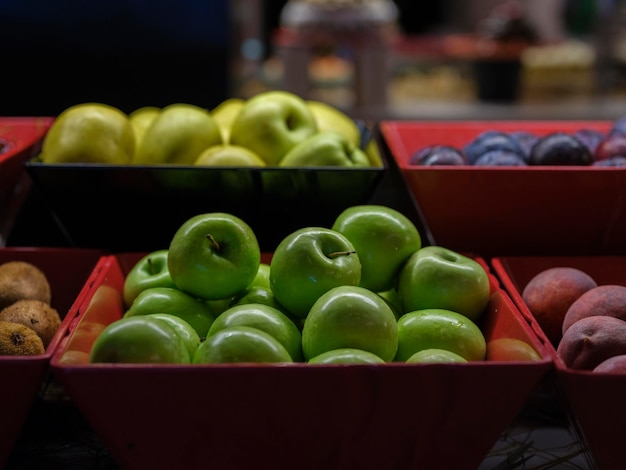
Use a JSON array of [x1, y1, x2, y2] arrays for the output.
[[3, 0, 626, 120]]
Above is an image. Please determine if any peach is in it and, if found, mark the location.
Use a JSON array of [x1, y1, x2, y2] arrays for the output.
[[593, 354, 626, 373], [66, 321, 107, 353], [486, 338, 541, 362], [521, 267, 597, 346], [562, 284, 626, 335], [556, 315, 626, 370], [57, 350, 90, 365]]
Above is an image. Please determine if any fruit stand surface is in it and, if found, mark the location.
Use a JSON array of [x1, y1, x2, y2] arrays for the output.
[[5, 378, 593, 469]]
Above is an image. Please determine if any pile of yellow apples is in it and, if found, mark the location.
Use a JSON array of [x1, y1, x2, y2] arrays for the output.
[[39, 91, 382, 168]]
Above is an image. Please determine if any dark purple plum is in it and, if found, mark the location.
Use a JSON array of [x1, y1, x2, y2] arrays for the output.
[[594, 132, 626, 162], [0, 138, 11, 155], [528, 132, 593, 166], [510, 131, 537, 160], [410, 145, 466, 166], [573, 129, 605, 154], [592, 156, 626, 167], [610, 115, 626, 135], [410, 146, 434, 165], [473, 149, 527, 166], [463, 130, 525, 164]]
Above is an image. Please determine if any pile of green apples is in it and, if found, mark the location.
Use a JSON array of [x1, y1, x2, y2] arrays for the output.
[[88, 205, 494, 366], [38, 91, 382, 168]]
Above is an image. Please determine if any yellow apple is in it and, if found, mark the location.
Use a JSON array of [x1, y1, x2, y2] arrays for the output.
[[306, 100, 361, 148], [280, 131, 370, 167], [129, 106, 160, 153], [230, 90, 318, 166], [195, 144, 266, 167], [211, 98, 244, 143], [40, 102, 135, 164], [133, 103, 222, 165], [365, 138, 384, 167]]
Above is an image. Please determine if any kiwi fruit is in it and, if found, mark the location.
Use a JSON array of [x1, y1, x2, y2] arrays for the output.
[[0, 299, 61, 348], [0, 261, 52, 311], [0, 321, 46, 355]]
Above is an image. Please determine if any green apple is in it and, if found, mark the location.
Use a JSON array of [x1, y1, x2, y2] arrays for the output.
[[230, 285, 290, 316], [122, 249, 176, 308], [40, 102, 135, 164], [89, 316, 190, 364], [307, 348, 385, 365], [306, 100, 361, 148], [229, 90, 318, 166], [205, 297, 234, 319], [332, 204, 422, 292], [124, 287, 218, 338], [395, 309, 486, 362], [211, 98, 244, 143], [147, 313, 201, 358], [377, 288, 403, 320], [133, 103, 222, 165], [251, 263, 271, 289], [270, 227, 361, 319], [397, 246, 491, 323], [279, 131, 370, 167], [229, 284, 303, 330], [193, 325, 293, 364], [302, 285, 398, 362], [207, 303, 302, 361], [194, 144, 266, 167], [129, 106, 160, 153], [168, 212, 261, 301], [406, 348, 468, 364]]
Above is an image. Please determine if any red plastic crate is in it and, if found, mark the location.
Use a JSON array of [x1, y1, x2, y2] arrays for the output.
[[0, 247, 104, 467], [380, 120, 622, 256], [492, 255, 626, 470], [50, 252, 552, 470], [0, 118, 54, 245]]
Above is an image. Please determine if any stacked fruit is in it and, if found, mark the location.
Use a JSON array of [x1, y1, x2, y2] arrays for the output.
[[411, 117, 626, 166], [0, 261, 61, 355], [38, 91, 381, 168], [63, 205, 540, 366], [522, 267, 626, 372]]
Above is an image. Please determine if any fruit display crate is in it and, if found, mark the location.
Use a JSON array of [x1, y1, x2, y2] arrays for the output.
[[0, 247, 104, 468], [379, 120, 624, 257], [49, 252, 552, 470], [24, 123, 386, 253], [491, 255, 626, 470], [0, 117, 54, 246]]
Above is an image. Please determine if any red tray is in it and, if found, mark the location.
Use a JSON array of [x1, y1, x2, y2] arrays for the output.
[[0, 247, 104, 467], [0, 118, 54, 245], [380, 120, 621, 256], [492, 255, 626, 470], [50, 252, 552, 470]]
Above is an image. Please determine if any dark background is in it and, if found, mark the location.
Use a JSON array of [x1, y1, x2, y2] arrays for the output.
[[1, 1, 444, 117], [0, 0, 231, 116]]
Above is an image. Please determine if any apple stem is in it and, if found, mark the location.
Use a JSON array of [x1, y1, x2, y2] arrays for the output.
[[327, 250, 357, 259], [206, 234, 222, 252], [147, 257, 156, 275]]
